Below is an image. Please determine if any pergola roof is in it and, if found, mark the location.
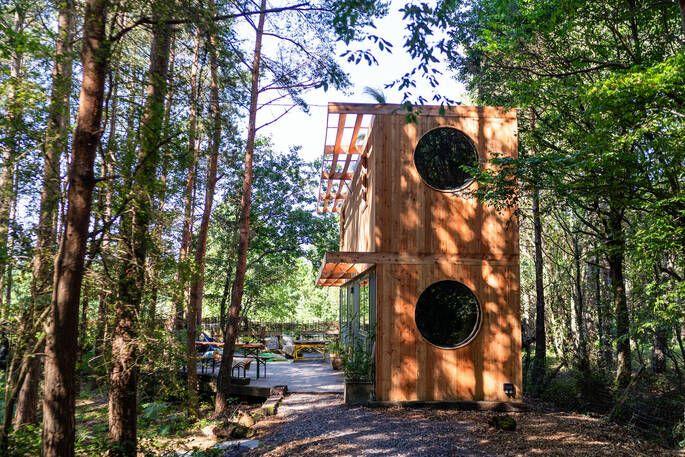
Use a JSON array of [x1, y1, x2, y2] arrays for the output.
[[316, 103, 376, 213]]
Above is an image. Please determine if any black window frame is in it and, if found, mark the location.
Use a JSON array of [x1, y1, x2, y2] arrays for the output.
[[413, 126, 479, 192], [414, 280, 482, 349]]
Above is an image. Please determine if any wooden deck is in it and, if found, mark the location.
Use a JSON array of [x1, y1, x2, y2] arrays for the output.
[[199, 359, 344, 395]]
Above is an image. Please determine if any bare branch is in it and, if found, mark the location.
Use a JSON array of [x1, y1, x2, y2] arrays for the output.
[[110, 3, 320, 42], [255, 105, 298, 131]]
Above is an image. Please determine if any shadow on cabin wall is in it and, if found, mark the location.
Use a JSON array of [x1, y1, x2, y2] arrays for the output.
[[373, 108, 521, 402]]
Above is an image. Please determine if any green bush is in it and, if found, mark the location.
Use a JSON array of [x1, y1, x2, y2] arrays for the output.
[[342, 339, 372, 382], [539, 368, 613, 413], [8, 424, 41, 457]]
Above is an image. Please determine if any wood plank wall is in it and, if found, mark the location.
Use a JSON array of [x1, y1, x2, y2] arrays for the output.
[[341, 107, 521, 402], [340, 137, 376, 253]]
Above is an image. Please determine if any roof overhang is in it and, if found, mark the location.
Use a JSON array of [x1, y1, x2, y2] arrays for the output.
[[316, 252, 373, 287]]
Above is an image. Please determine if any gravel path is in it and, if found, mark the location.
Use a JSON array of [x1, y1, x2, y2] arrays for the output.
[[240, 393, 489, 457]]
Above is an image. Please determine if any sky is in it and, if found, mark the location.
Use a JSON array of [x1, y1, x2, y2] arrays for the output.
[[256, 1, 470, 163]]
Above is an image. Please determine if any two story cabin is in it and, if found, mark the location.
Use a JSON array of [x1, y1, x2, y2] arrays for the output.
[[316, 103, 521, 403]]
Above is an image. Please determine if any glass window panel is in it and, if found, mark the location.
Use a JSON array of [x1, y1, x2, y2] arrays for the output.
[[414, 280, 481, 348], [413, 127, 478, 191]]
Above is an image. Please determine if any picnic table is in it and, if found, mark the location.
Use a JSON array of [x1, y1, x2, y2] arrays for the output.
[[293, 340, 328, 361]]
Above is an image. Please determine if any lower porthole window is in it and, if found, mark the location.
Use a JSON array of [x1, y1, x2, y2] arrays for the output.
[[414, 280, 481, 349]]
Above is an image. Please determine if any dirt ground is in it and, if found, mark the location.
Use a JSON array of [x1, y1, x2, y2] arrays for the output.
[[243, 393, 679, 457]]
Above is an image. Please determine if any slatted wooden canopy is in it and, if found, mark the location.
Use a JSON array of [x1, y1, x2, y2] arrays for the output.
[[316, 252, 373, 286], [316, 103, 377, 213]]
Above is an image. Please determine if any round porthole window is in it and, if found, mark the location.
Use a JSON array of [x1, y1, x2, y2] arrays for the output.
[[413, 127, 478, 191], [414, 280, 481, 349]]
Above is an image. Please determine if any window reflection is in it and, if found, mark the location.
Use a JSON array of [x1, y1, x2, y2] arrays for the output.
[[413, 127, 478, 191], [414, 280, 481, 348]]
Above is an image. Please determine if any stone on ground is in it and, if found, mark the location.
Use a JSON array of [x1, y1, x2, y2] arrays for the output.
[[489, 414, 517, 431]]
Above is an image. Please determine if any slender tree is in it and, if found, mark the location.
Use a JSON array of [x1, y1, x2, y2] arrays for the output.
[[187, 16, 222, 416], [175, 29, 202, 330], [607, 205, 632, 388], [0, 3, 25, 316], [42, 0, 108, 454], [215, 0, 266, 415], [529, 111, 546, 394], [13, 0, 74, 427], [108, 7, 172, 454]]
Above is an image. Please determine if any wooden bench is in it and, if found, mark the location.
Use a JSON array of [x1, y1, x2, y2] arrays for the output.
[[293, 340, 328, 361], [231, 357, 253, 378]]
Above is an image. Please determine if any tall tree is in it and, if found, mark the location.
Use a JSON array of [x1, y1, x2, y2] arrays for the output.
[[215, 0, 266, 416], [13, 0, 74, 427], [529, 111, 546, 394], [187, 14, 223, 416], [0, 6, 27, 445], [0, 3, 25, 316], [175, 29, 202, 330], [42, 0, 108, 454], [213, 0, 356, 415], [108, 7, 171, 454]]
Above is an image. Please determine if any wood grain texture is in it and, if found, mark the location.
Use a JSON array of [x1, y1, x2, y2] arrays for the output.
[[337, 107, 520, 402]]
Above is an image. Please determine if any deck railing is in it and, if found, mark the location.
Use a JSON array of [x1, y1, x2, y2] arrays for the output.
[[199, 317, 339, 338]]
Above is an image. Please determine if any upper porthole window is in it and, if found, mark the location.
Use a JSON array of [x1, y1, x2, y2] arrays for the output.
[[413, 127, 478, 191]]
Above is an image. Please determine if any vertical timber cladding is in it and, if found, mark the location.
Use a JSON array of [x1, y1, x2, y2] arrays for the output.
[[340, 122, 377, 253], [371, 108, 521, 402]]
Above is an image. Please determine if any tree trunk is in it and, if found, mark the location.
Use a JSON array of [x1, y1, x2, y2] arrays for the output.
[[175, 30, 202, 330], [79, 290, 89, 355], [215, 0, 266, 416], [1, 335, 45, 452], [219, 260, 234, 339], [592, 254, 611, 371], [148, 29, 176, 323], [651, 264, 668, 374], [187, 23, 222, 417], [0, 6, 25, 317], [12, 348, 42, 428], [94, 64, 119, 357], [42, 0, 107, 454], [13, 0, 74, 428], [652, 327, 668, 374], [675, 322, 685, 368], [4, 176, 17, 312], [572, 229, 590, 377], [607, 206, 632, 388], [108, 13, 171, 456], [95, 288, 109, 355], [679, 0, 685, 36], [529, 112, 546, 395]]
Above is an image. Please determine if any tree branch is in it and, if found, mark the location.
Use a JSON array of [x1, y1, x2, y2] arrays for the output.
[[110, 3, 317, 42]]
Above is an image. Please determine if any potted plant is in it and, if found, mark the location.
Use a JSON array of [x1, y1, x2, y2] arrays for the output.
[[328, 339, 344, 371], [342, 340, 373, 406]]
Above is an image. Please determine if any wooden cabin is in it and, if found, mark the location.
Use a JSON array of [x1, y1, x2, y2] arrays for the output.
[[316, 103, 521, 403]]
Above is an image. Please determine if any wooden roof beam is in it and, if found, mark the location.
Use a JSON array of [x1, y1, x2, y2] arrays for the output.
[[321, 113, 347, 211], [322, 171, 354, 180], [327, 102, 517, 119], [332, 114, 363, 213]]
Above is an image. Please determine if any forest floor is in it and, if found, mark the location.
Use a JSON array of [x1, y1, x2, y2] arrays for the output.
[[6, 388, 678, 455], [239, 393, 678, 457]]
